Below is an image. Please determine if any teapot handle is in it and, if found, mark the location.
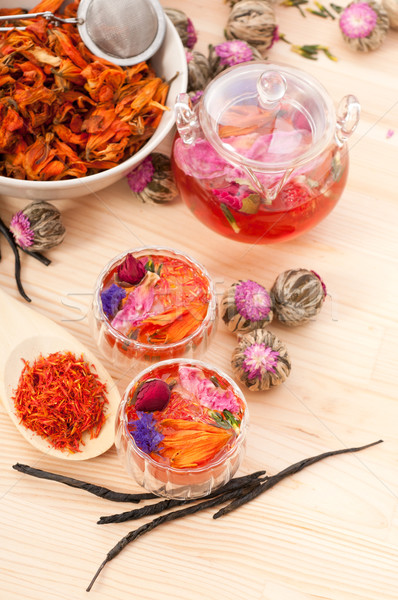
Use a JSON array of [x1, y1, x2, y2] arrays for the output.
[[335, 95, 360, 147], [174, 93, 200, 145]]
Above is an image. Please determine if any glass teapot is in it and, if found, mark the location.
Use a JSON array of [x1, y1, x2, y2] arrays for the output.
[[171, 62, 360, 244]]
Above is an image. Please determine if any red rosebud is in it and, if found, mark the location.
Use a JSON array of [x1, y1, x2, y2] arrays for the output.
[[117, 253, 146, 286], [133, 379, 171, 412]]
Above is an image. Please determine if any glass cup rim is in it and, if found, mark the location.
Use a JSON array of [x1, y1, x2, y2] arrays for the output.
[[120, 357, 249, 475], [93, 246, 217, 352]]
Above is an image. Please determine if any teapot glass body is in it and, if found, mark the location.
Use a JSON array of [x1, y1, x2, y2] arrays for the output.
[[172, 63, 359, 244]]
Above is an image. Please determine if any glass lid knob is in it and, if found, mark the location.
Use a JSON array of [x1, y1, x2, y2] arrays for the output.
[[257, 71, 287, 107]]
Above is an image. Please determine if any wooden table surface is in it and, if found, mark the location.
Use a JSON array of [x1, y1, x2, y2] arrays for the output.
[[1, 2, 397, 599]]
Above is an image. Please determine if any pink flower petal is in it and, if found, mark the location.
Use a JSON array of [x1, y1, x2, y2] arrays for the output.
[[111, 282, 155, 335]]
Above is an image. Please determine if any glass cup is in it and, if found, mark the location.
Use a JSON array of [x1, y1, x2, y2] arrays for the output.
[[90, 247, 217, 372], [115, 358, 249, 499]]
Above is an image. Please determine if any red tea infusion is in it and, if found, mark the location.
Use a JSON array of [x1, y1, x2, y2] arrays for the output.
[[100, 251, 212, 346], [125, 361, 246, 469]]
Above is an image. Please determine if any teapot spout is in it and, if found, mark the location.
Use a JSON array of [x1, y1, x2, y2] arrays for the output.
[[243, 166, 294, 205], [175, 93, 200, 145]]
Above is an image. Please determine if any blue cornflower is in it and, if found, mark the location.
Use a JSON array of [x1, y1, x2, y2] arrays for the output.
[[101, 284, 126, 319], [130, 412, 164, 454]]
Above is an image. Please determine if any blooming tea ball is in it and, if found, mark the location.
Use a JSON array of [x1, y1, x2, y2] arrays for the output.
[[225, 0, 278, 54], [221, 280, 273, 334], [271, 269, 327, 326], [232, 329, 291, 391], [339, 1, 390, 51], [382, 0, 398, 28], [164, 8, 198, 48], [9, 201, 66, 251], [186, 50, 210, 92]]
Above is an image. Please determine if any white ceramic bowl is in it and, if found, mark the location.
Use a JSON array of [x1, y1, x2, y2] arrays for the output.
[[0, 2, 187, 200]]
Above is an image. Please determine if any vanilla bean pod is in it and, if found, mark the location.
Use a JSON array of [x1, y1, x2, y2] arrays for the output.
[[13, 463, 156, 503], [0, 218, 31, 302], [87, 482, 262, 592], [213, 440, 383, 519], [19, 246, 51, 266], [98, 470, 267, 524]]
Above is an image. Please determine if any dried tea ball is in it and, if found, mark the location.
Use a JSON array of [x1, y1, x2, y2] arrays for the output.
[[271, 269, 327, 326], [208, 40, 264, 78], [140, 153, 178, 204], [9, 201, 65, 251], [126, 153, 178, 204], [232, 329, 291, 391], [225, 0, 278, 55], [221, 280, 273, 334], [382, 0, 398, 28], [339, 1, 390, 51], [186, 49, 210, 92], [164, 8, 198, 48]]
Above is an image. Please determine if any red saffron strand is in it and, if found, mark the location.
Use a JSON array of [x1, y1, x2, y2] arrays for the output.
[[12, 351, 109, 453]]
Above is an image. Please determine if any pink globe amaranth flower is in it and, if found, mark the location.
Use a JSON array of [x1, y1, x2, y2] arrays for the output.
[[186, 18, 197, 49], [117, 253, 146, 286], [340, 2, 378, 38], [9, 211, 34, 249], [214, 40, 253, 67], [126, 155, 155, 193], [242, 343, 280, 380], [235, 280, 272, 322], [185, 50, 193, 63], [133, 379, 171, 412]]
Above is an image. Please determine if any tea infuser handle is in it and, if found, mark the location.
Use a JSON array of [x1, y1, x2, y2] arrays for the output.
[[175, 93, 200, 145], [0, 11, 81, 31], [335, 95, 360, 147], [257, 71, 287, 108]]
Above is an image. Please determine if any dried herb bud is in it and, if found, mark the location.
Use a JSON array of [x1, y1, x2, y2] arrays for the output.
[[271, 268, 327, 326], [186, 49, 210, 92], [133, 379, 171, 412], [9, 201, 65, 251], [138, 153, 178, 204], [221, 280, 273, 334], [117, 253, 146, 286], [232, 329, 291, 391], [164, 8, 197, 48]]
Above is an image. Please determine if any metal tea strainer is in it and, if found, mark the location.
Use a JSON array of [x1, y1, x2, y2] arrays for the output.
[[0, 0, 167, 66]]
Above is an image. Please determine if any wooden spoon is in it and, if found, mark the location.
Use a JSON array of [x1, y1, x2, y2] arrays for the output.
[[0, 288, 121, 460]]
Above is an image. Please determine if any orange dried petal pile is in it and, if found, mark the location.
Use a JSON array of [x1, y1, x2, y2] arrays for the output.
[[0, 0, 170, 180]]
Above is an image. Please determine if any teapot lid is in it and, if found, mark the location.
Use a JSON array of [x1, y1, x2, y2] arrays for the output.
[[199, 62, 336, 172]]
